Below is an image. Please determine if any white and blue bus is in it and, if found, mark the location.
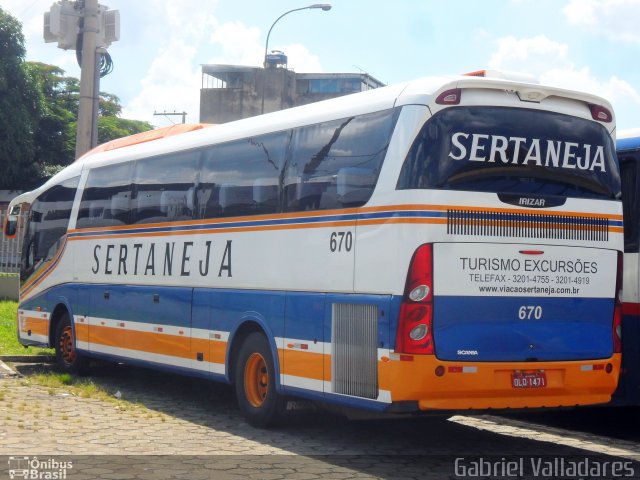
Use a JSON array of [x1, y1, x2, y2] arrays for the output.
[[615, 128, 640, 404], [5, 71, 623, 426]]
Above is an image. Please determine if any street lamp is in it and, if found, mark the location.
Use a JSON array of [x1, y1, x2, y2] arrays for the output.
[[261, 3, 332, 114]]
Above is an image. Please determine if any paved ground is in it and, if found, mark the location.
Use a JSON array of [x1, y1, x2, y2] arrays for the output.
[[1, 361, 639, 479]]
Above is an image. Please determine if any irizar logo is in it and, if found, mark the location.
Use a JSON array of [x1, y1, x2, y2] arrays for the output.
[[519, 197, 545, 207], [457, 349, 479, 356]]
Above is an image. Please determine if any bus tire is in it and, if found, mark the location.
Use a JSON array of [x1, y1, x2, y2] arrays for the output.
[[54, 313, 88, 374], [234, 332, 284, 428]]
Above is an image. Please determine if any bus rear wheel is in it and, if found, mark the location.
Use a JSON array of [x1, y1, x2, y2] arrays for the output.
[[235, 332, 284, 428], [54, 313, 87, 374]]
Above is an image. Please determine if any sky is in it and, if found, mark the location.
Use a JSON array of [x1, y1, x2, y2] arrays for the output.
[[3, 0, 640, 132]]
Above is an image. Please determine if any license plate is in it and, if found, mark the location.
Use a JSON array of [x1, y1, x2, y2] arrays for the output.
[[511, 371, 547, 388]]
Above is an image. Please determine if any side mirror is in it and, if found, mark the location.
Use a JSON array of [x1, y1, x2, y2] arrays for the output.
[[4, 205, 19, 238]]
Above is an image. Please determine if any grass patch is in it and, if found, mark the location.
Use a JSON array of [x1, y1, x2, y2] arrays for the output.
[[26, 371, 116, 403], [24, 371, 147, 414], [0, 300, 54, 355]]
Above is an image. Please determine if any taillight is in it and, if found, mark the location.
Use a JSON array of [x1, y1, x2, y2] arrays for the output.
[[396, 244, 434, 355], [589, 104, 613, 123], [435, 88, 461, 105], [613, 251, 623, 353]]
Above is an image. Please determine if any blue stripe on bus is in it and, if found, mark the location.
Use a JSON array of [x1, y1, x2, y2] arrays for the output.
[[284, 386, 389, 412], [433, 296, 614, 362], [67, 210, 449, 239], [21, 283, 395, 411], [80, 349, 229, 384], [67, 207, 618, 239]]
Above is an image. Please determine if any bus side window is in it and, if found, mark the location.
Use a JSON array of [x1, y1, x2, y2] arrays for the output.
[[621, 156, 639, 253], [199, 132, 288, 219], [77, 162, 133, 229], [21, 176, 79, 282], [283, 108, 399, 212], [131, 152, 198, 224]]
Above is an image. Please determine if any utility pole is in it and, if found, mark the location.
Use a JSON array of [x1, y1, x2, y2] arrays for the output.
[[44, 0, 119, 159], [75, 0, 99, 159]]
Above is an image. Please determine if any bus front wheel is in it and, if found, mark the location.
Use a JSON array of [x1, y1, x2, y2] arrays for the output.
[[54, 313, 88, 374], [234, 332, 284, 428]]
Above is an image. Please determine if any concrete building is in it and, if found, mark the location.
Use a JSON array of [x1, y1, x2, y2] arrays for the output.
[[200, 62, 385, 124]]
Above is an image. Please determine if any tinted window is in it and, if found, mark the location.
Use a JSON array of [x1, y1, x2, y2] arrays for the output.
[[21, 176, 79, 285], [199, 132, 289, 218], [77, 162, 133, 228], [132, 152, 198, 224], [284, 108, 400, 211], [397, 107, 621, 200], [620, 152, 640, 252]]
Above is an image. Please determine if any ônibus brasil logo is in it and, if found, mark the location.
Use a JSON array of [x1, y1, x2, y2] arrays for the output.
[[7, 457, 72, 479]]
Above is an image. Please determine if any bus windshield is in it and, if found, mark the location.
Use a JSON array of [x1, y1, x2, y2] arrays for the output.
[[398, 106, 621, 200]]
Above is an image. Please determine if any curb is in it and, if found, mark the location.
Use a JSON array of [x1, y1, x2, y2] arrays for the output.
[[0, 360, 18, 377], [0, 355, 54, 363]]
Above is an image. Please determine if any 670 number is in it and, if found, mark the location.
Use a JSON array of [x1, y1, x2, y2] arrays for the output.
[[518, 306, 543, 320], [330, 231, 353, 252]]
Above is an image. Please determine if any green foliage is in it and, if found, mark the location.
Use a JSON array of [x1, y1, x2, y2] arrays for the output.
[[24, 62, 77, 171], [99, 92, 122, 117], [0, 7, 40, 189], [0, 300, 53, 355], [99, 115, 154, 144], [0, 8, 153, 190]]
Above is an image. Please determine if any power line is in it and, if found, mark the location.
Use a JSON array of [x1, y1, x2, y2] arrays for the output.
[[153, 111, 187, 124], [18, 0, 43, 17]]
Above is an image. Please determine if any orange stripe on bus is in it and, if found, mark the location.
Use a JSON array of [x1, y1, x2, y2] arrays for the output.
[[357, 218, 447, 226], [23, 317, 48, 336], [20, 239, 68, 295], [67, 220, 359, 241], [360, 204, 623, 220], [68, 207, 362, 235], [280, 349, 325, 381], [75, 323, 89, 343], [88, 325, 227, 363], [377, 354, 620, 407], [69, 204, 622, 239]]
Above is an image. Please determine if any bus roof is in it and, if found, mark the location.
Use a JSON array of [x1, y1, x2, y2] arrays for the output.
[[76, 123, 215, 161], [617, 128, 640, 151], [17, 72, 617, 205]]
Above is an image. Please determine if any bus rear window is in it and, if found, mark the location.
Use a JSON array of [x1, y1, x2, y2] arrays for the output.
[[397, 107, 621, 200]]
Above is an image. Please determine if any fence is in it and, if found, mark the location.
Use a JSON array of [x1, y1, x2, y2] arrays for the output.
[[0, 210, 26, 274]]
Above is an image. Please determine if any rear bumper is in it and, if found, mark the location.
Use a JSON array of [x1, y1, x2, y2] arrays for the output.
[[379, 353, 621, 410]]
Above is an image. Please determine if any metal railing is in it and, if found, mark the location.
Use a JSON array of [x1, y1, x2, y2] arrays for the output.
[[0, 211, 26, 274]]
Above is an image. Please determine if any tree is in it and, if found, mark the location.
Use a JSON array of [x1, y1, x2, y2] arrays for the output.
[[0, 9, 154, 190], [98, 115, 153, 144], [0, 7, 40, 189], [24, 62, 77, 170], [95, 92, 153, 144], [25, 63, 153, 173]]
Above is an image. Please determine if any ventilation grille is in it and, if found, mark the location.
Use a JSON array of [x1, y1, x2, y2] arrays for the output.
[[331, 303, 378, 400], [447, 210, 609, 241]]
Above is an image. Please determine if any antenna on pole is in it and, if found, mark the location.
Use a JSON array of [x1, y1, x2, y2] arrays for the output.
[[44, 0, 120, 159]]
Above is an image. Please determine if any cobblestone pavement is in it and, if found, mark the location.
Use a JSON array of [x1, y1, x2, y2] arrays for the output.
[[1, 361, 639, 479]]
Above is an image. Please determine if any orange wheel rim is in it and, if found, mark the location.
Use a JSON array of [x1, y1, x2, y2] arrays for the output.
[[244, 353, 268, 407], [60, 326, 77, 365]]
